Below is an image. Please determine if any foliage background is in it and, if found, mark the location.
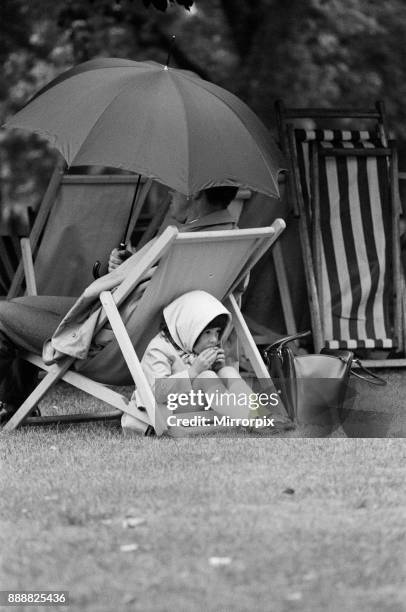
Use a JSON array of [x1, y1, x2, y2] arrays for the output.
[[1, 0, 405, 217]]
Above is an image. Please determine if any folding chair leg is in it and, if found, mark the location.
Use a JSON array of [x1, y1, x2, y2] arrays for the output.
[[225, 294, 271, 381], [99, 290, 167, 435], [20, 237, 37, 296], [23, 353, 152, 425], [3, 359, 74, 431], [272, 241, 297, 335], [286, 125, 324, 351], [23, 411, 121, 426], [8, 156, 66, 299]]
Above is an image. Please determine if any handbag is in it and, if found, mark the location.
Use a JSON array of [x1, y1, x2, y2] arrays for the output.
[[264, 331, 386, 429]]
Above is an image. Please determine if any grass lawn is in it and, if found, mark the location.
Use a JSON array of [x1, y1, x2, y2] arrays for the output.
[[1, 382, 405, 612]]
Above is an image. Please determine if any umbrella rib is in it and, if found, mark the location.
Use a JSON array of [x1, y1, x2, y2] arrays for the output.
[[171, 72, 283, 194], [72, 71, 156, 166], [167, 74, 190, 192]]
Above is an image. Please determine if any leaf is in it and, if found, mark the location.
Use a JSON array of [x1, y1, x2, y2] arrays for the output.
[[285, 592, 302, 602], [208, 556, 232, 567], [122, 517, 146, 529], [122, 594, 137, 604], [120, 543, 139, 552]]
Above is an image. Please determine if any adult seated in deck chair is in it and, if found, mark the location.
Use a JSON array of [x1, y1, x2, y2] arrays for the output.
[[108, 186, 239, 270], [0, 186, 238, 424]]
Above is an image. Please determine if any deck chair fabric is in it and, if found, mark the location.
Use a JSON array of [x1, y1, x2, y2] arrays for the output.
[[4, 222, 286, 433], [294, 129, 383, 216], [8, 171, 146, 298], [33, 176, 141, 296], [295, 129, 397, 350]]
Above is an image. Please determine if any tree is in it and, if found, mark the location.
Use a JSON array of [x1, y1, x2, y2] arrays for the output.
[[1, 0, 200, 212], [142, 0, 194, 9], [1, 0, 406, 218]]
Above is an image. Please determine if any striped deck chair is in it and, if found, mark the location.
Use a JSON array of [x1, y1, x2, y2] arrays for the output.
[[275, 101, 405, 365], [3, 221, 286, 434], [8, 161, 150, 298]]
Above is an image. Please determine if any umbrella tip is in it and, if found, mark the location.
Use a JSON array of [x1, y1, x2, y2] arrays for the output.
[[165, 35, 176, 68]]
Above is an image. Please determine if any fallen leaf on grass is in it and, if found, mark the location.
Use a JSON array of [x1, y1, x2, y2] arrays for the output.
[[122, 594, 138, 604], [209, 557, 232, 567], [285, 591, 302, 601], [120, 543, 139, 553], [122, 517, 146, 529], [302, 571, 317, 581]]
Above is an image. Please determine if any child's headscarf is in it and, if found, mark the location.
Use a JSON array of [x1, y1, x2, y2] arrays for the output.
[[163, 290, 231, 354]]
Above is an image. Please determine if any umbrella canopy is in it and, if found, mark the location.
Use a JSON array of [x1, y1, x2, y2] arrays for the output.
[[5, 58, 286, 197]]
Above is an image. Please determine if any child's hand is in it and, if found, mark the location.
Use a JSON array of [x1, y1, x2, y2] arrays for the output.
[[189, 347, 218, 378], [212, 348, 225, 372]]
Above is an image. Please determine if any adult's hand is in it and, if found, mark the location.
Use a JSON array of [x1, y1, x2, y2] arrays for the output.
[[108, 245, 134, 272]]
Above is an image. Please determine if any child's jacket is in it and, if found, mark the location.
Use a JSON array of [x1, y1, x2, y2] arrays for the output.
[[141, 290, 231, 403]]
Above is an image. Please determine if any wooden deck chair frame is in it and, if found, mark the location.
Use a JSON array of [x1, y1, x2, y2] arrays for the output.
[[0, 235, 21, 295], [140, 184, 299, 342], [275, 100, 406, 367], [7, 157, 151, 299], [3, 161, 154, 424], [3, 221, 286, 434]]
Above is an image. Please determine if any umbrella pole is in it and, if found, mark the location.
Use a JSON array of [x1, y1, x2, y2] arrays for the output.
[[120, 173, 142, 248], [92, 174, 142, 278]]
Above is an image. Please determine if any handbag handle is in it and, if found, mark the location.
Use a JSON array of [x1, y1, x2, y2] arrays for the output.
[[264, 330, 311, 354], [351, 359, 387, 386], [265, 332, 387, 386]]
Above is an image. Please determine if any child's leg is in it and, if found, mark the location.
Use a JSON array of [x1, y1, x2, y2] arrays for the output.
[[193, 369, 250, 418], [216, 366, 253, 417], [216, 366, 253, 394], [215, 366, 293, 430]]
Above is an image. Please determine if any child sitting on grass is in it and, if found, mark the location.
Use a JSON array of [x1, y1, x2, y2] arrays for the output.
[[139, 290, 255, 423]]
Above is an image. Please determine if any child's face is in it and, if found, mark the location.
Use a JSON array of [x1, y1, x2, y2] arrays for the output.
[[193, 326, 222, 354]]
